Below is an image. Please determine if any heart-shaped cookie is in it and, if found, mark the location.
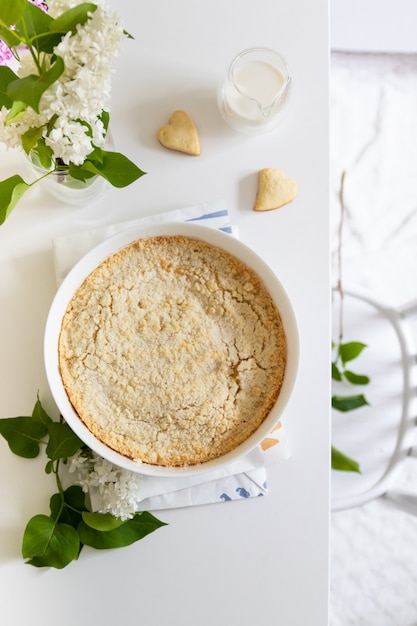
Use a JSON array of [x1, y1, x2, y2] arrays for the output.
[[253, 168, 298, 211], [157, 110, 200, 156]]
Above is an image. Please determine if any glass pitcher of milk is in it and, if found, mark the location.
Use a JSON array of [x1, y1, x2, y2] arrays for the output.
[[218, 47, 292, 133]]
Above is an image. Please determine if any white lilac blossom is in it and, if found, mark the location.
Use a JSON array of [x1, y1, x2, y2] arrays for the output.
[[0, 0, 124, 165], [0, 0, 144, 226], [69, 450, 142, 521], [47, 0, 105, 17]]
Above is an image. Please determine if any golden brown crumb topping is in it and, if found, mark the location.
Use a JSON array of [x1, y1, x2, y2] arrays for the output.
[[58, 235, 286, 466]]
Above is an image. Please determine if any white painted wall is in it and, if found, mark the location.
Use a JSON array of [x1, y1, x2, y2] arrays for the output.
[[331, 0, 417, 52]]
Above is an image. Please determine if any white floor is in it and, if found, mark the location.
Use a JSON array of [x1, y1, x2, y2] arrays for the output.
[[331, 51, 417, 626]]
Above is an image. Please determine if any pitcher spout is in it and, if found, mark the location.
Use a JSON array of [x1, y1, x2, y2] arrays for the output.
[[259, 103, 274, 118]]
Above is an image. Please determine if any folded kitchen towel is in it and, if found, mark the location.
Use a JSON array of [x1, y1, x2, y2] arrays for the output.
[[53, 200, 237, 285], [52, 201, 290, 511]]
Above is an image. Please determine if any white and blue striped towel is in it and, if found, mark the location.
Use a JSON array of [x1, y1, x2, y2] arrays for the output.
[[53, 201, 237, 284]]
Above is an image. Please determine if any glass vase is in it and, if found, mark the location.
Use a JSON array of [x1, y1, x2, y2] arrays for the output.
[[28, 153, 107, 207], [27, 133, 114, 206]]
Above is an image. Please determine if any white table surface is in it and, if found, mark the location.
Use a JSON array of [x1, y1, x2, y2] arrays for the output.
[[0, 1, 330, 625]]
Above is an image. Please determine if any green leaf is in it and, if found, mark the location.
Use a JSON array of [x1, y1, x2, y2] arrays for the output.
[[331, 446, 361, 473], [32, 395, 53, 427], [7, 55, 65, 114], [100, 110, 110, 132], [30, 137, 53, 169], [0, 0, 27, 29], [0, 24, 22, 49], [0, 415, 47, 458], [49, 492, 62, 520], [85, 144, 103, 162], [332, 362, 342, 381], [60, 506, 85, 533], [21, 2, 97, 56], [79, 150, 146, 188], [0, 66, 17, 109], [332, 394, 369, 412], [15, 0, 54, 47], [21, 126, 44, 154], [64, 485, 87, 513], [50, 486, 87, 531], [0, 0, 27, 48], [0, 1, 58, 52], [46, 421, 83, 461], [32, 30, 65, 55], [82, 511, 126, 531], [343, 370, 370, 385], [66, 163, 97, 182], [339, 341, 367, 365], [22, 514, 80, 569], [22, 515, 54, 558], [0, 175, 30, 225], [62, 489, 87, 530], [78, 511, 167, 550], [3, 2, 60, 54], [4, 100, 28, 125], [49, 3, 97, 35]]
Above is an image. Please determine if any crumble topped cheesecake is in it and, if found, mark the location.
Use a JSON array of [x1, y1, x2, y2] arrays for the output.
[[58, 235, 287, 466]]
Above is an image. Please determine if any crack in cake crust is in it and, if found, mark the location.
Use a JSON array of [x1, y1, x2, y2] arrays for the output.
[[58, 235, 287, 466]]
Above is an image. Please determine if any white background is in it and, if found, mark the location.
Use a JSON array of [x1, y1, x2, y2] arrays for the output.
[[331, 0, 417, 53]]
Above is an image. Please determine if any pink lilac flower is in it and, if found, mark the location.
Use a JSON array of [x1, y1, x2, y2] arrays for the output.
[[28, 0, 49, 11], [0, 1, 48, 66], [0, 40, 13, 66]]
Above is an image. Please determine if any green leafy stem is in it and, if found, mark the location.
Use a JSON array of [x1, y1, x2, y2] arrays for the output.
[[0, 143, 146, 226], [331, 171, 371, 474], [0, 396, 166, 569], [331, 340, 370, 473]]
